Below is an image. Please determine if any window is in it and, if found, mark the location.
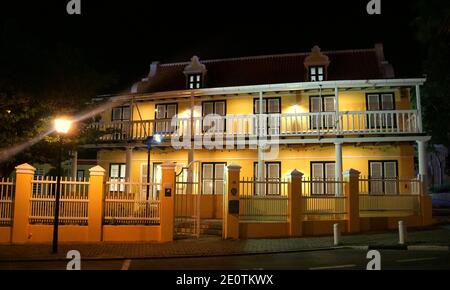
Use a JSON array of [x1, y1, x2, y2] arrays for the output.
[[202, 163, 226, 195], [111, 106, 131, 140], [155, 103, 178, 133], [309, 66, 325, 82], [309, 95, 336, 129], [253, 97, 281, 135], [76, 170, 85, 181], [202, 100, 226, 132], [253, 162, 281, 195], [141, 163, 162, 199], [310, 162, 336, 195], [109, 163, 126, 192], [112, 106, 131, 121], [188, 73, 202, 89], [369, 161, 398, 195], [366, 93, 396, 128]]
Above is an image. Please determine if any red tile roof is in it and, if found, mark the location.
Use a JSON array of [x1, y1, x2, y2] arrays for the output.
[[133, 45, 393, 93]]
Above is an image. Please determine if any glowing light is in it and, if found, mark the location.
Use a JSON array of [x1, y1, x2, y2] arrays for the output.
[[54, 118, 72, 134], [153, 134, 162, 143]]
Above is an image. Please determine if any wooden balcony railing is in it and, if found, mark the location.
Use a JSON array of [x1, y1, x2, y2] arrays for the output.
[[89, 110, 421, 142]]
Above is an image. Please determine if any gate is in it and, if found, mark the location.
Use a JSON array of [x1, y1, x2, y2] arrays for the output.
[[174, 161, 201, 238]]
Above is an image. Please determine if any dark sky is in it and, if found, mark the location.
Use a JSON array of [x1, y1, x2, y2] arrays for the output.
[[1, 0, 425, 93]]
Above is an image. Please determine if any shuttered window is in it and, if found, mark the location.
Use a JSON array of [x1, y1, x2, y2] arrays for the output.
[[309, 95, 336, 129], [188, 74, 202, 89], [253, 98, 281, 135], [202, 163, 226, 195], [202, 100, 226, 132], [366, 93, 396, 129], [311, 162, 336, 195], [109, 163, 126, 192], [140, 163, 162, 199], [369, 161, 398, 195], [155, 103, 178, 133], [112, 106, 131, 121], [253, 162, 281, 195]]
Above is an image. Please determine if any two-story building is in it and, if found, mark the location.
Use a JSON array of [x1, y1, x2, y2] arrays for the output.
[[81, 44, 429, 210]]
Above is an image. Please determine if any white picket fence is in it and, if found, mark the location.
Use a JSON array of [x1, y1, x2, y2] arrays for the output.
[[104, 179, 160, 225], [0, 178, 14, 226], [29, 176, 89, 225], [359, 177, 421, 216], [301, 177, 347, 221], [239, 178, 289, 222]]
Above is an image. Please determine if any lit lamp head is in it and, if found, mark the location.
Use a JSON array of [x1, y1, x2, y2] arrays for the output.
[[145, 134, 163, 149], [54, 118, 72, 134]]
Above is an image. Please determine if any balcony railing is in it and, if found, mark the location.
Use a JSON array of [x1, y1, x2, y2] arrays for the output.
[[89, 110, 421, 142]]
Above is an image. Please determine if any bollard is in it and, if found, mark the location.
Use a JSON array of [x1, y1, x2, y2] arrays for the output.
[[333, 223, 341, 246], [398, 220, 406, 245]]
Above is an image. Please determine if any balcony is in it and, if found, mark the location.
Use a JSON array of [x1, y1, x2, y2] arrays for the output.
[[89, 110, 421, 143]]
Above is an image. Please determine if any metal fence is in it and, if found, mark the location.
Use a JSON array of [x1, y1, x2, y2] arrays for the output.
[[239, 178, 289, 222], [359, 176, 421, 216], [301, 177, 347, 221], [29, 176, 89, 225], [104, 179, 160, 225], [0, 178, 15, 226]]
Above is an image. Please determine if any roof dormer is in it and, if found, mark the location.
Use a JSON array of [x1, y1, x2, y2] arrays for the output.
[[304, 45, 330, 82], [183, 56, 207, 89]]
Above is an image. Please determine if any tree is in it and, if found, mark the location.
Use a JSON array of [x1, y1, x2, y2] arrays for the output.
[[0, 18, 117, 176]]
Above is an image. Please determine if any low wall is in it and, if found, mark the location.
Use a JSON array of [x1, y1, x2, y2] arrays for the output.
[[302, 220, 348, 236], [26, 225, 89, 243], [0, 227, 11, 243], [102, 225, 160, 242], [239, 221, 289, 238]]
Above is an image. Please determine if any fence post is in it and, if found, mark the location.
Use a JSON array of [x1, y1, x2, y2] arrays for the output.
[[12, 163, 35, 244], [88, 165, 105, 242], [160, 161, 176, 242], [289, 169, 303, 237], [343, 168, 360, 233], [224, 164, 241, 239]]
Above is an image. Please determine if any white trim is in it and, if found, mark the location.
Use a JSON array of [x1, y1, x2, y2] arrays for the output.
[[111, 78, 426, 102]]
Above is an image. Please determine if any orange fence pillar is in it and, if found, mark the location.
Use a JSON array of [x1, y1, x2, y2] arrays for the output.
[[420, 194, 433, 226], [343, 169, 360, 233], [12, 163, 35, 244], [160, 162, 175, 242], [224, 164, 241, 239], [88, 165, 105, 242], [289, 169, 303, 237]]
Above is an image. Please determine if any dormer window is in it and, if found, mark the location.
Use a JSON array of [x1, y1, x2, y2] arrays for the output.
[[309, 66, 325, 82], [188, 73, 202, 89], [304, 46, 330, 82], [184, 56, 207, 89]]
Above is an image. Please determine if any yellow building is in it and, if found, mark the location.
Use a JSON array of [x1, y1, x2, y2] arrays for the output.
[[77, 44, 431, 236]]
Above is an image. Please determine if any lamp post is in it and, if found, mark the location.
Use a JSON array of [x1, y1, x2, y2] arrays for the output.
[[52, 118, 72, 254], [144, 134, 162, 200]]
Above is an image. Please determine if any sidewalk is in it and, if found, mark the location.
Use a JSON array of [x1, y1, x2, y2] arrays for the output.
[[1, 226, 449, 261]]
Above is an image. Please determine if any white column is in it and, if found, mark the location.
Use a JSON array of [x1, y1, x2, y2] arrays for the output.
[[257, 146, 264, 195], [125, 146, 133, 182], [417, 140, 428, 187], [334, 87, 339, 132], [335, 141, 343, 196], [71, 150, 78, 180], [416, 84, 423, 132]]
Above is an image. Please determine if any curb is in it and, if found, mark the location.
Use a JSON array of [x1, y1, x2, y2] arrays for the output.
[[0, 246, 345, 263], [346, 245, 450, 251]]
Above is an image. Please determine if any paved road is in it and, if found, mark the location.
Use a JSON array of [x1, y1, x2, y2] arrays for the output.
[[0, 249, 449, 270]]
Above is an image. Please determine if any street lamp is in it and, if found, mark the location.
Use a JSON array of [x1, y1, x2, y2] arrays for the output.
[[52, 117, 72, 254], [144, 134, 163, 200]]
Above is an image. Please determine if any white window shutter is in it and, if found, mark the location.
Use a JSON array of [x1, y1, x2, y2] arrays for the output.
[[369, 162, 383, 194], [384, 161, 398, 195], [122, 107, 131, 120], [381, 94, 394, 110], [202, 164, 214, 195], [325, 163, 336, 195], [367, 94, 380, 110], [166, 104, 177, 118], [215, 101, 226, 116], [268, 98, 280, 113], [156, 105, 166, 119], [203, 102, 214, 116], [310, 97, 321, 112], [112, 108, 122, 121], [311, 163, 324, 195]]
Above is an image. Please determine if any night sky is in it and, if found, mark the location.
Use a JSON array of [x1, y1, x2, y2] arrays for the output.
[[1, 0, 425, 94]]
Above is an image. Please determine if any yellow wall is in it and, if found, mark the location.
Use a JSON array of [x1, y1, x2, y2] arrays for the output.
[[101, 88, 413, 121], [98, 143, 415, 182]]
